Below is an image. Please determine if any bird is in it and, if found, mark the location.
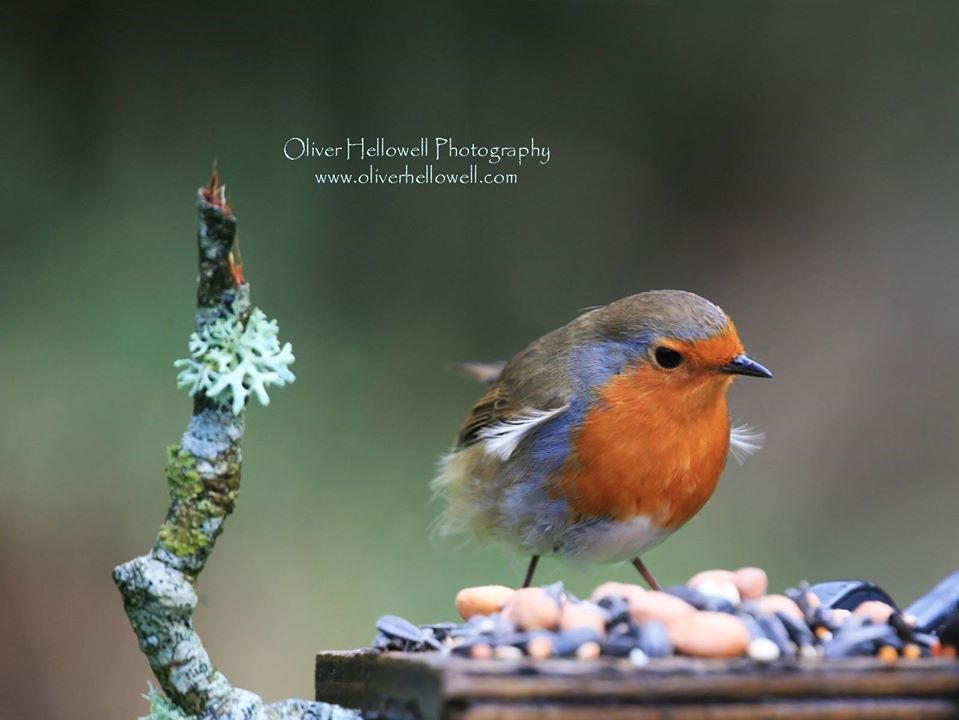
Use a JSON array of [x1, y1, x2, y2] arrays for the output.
[[432, 290, 771, 590]]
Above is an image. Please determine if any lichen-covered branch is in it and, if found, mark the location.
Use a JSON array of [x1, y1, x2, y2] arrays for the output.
[[113, 170, 360, 720]]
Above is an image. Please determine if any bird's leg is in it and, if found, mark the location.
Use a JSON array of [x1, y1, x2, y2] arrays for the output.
[[522, 555, 540, 588], [632, 557, 661, 591]]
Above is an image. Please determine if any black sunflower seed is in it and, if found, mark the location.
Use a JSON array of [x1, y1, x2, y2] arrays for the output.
[[376, 615, 425, 644]]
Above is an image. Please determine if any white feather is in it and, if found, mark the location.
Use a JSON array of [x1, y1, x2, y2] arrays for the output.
[[478, 405, 569, 461], [729, 424, 765, 463]]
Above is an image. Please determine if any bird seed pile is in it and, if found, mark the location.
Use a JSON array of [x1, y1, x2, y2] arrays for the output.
[[372, 568, 959, 664]]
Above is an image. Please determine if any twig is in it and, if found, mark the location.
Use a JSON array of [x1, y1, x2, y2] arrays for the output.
[[112, 170, 360, 720]]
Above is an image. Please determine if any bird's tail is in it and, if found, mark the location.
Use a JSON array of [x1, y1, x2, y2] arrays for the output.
[[449, 360, 506, 385]]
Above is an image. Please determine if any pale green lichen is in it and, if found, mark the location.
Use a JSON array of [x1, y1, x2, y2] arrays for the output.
[[175, 308, 295, 415], [142, 685, 196, 720]]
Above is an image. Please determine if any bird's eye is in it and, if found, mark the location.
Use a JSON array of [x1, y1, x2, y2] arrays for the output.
[[654, 346, 683, 369]]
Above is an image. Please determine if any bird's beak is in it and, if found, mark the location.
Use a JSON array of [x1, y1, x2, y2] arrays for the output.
[[720, 353, 772, 378]]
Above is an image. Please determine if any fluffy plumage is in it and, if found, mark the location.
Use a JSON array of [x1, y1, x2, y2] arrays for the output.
[[432, 290, 770, 570]]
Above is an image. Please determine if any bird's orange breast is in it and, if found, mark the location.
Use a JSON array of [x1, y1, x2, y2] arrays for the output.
[[554, 364, 731, 528]]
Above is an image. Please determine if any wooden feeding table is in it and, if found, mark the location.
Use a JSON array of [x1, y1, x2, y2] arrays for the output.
[[315, 651, 959, 720]]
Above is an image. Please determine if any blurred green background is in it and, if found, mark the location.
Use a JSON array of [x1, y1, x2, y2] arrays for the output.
[[4, 1, 959, 717]]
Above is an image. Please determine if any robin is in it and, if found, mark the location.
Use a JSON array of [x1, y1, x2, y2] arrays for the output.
[[433, 290, 771, 590]]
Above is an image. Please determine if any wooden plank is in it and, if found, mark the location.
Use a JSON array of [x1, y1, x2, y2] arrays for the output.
[[441, 657, 959, 701], [316, 651, 445, 720], [454, 699, 959, 720], [315, 651, 959, 720]]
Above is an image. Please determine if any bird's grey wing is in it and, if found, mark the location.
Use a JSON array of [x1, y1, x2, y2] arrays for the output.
[[457, 334, 574, 450]]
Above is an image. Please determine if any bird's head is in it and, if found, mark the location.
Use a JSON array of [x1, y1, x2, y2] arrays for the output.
[[576, 290, 771, 407]]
